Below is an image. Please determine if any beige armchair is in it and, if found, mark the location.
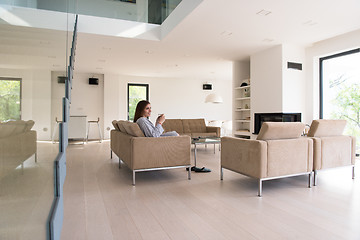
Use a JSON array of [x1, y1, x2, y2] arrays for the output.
[[221, 122, 313, 196], [308, 119, 356, 185]]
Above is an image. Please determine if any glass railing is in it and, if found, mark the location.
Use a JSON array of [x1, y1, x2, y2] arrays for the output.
[[0, 1, 75, 239], [0, 0, 182, 24]]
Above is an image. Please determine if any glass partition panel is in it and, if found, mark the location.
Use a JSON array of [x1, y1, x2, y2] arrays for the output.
[[0, 1, 71, 239], [0, 0, 182, 24]]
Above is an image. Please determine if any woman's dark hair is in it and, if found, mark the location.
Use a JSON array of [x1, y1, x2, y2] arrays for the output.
[[133, 100, 150, 122]]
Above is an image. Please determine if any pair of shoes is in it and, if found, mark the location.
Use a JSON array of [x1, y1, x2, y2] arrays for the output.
[[194, 167, 211, 173], [186, 166, 196, 171]]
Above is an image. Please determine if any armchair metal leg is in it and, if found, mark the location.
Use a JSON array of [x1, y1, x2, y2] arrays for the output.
[[119, 159, 122, 169], [352, 166, 355, 179], [110, 150, 112, 159], [314, 170, 318, 186], [35, 153, 37, 163], [188, 167, 191, 180], [220, 167, 223, 180], [132, 170, 136, 186], [308, 172, 312, 188], [258, 179, 262, 197]]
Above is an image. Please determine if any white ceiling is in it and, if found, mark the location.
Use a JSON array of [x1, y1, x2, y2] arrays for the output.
[[1, 0, 360, 81]]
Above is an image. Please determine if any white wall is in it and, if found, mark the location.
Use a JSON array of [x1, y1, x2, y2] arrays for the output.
[[282, 44, 306, 118], [0, 68, 52, 140], [102, 74, 232, 139], [251, 45, 283, 113], [305, 29, 360, 124]]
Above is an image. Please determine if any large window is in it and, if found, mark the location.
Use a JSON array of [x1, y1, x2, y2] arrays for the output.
[[128, 83, 149, 121], [0, 77, 21, 121], [320, 48, 360, 153]]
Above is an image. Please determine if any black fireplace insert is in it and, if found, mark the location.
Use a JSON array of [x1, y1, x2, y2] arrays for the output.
[[254, 113, 301, 134]]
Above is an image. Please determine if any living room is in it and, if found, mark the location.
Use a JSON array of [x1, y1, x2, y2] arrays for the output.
[[0, 0, 360, 239]]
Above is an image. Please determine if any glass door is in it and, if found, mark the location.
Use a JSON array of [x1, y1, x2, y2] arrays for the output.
[[320, 48, 360, 154]]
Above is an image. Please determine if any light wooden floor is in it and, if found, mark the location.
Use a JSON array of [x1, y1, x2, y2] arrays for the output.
[[61, 141, 360, 240]]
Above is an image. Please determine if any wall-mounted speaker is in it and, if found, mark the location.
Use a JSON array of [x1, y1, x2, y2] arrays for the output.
[[89, 78, 99, 85], [57, 76, 67, 84], [287, 62, 302, 71], [203, 83, 212, 90]]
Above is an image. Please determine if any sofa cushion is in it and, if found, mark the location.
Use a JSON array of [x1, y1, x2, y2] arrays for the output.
[[116, 120, 127, 133], [24, 120, 35, 131], [256, 122, 305, 140], [123, 121, 145, 137], [307, 119, 346, 137], [0, 120, 34, 138], [162, 119, 184, 134], [182, 119, 206, 133], [112, 120, 120, 131]]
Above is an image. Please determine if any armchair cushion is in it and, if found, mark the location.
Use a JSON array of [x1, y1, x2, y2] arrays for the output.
[[307, 119, 346, 137], [257, 122, 305, 140]]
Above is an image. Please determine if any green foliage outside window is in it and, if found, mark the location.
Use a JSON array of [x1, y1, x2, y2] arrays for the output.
[[330, 78, 360, 152], [0, 80, 21, 122], [128, 85, 147, 122]]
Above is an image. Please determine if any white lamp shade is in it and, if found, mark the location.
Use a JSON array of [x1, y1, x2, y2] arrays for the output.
[[205, 93, 223, 103]]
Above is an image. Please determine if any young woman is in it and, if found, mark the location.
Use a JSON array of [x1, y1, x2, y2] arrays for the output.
[[133, 100, 179, 137]]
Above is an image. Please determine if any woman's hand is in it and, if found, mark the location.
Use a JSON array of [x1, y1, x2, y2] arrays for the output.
[[156, 114, 166, 125]]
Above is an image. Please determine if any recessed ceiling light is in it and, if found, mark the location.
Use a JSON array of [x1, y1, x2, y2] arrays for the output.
[[220, 31, 233, 36], [302, 20, 317, 26], [256, 9, 272, 16], [262, 38, 274, 43]]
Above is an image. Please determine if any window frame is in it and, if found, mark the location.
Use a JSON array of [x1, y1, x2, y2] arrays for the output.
[[0, 77, 22, 121], [127, 83, 149, 121], [319, 48, 360, 119]]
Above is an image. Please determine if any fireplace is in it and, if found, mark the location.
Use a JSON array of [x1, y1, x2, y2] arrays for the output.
[[254, 113, 301, 134]]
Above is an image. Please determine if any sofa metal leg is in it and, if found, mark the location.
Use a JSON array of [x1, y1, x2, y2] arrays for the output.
[[35, 153, 37, 163], [220, 167, 223, 180], [119, 159, 122, 169], [110, 150, 112, 159], [314, 170, 317, 186], [132, 170, 136, 186], [258, 179, 262, 197], [308, 172, 312, 188], [352, 165, 355, 179], [188, 167, 191, 180]]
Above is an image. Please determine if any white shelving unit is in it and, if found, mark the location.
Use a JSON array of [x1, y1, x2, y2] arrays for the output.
[[234, 79, 251, 138]]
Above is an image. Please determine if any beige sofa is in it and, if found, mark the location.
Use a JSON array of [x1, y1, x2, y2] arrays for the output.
[[0, 120, 37, 179], [221, 122, 313, 196], [162, 118, 220, 138], [110, 120, 191, 185], [308, 119, 356, 185]]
